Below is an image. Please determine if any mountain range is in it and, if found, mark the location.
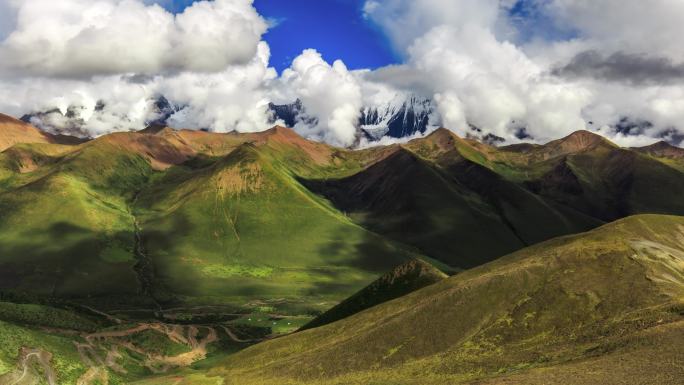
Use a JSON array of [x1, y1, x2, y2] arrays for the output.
[[0, 112, 683, 384], [270, 95, 433, 141], [22, 94, 435, 143]]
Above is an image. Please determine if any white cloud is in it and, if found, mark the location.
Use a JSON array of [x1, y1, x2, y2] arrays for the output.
[[278, 49, 363, 147], [544, 0, 684, 60], [361, 13, 591, 142], [162, 41, 277, 133], [361, 0, 684, 144], [0, 0, 267, 77], [362, 0, 504, 53]]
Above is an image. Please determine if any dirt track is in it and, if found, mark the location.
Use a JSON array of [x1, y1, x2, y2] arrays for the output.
[[74, 322, 221, 384], [1, 348, 56, 385]]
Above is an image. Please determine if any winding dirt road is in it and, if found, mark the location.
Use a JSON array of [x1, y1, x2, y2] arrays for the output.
[[2, 348, 56, 385], [74, 322, 221, 385]]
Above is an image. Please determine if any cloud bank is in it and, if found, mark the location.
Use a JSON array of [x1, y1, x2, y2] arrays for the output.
[[0, 0, 683, 147]]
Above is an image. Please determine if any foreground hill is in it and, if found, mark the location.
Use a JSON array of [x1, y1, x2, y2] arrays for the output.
[[0, 215, 680, 385], [191, 214, 684, 385]]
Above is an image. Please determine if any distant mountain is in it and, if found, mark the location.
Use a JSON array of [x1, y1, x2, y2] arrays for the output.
[[268, 95, 433, 141], [359, 95, 433, 140], [21, 105, 92, 137], [267, 99, 306, 128], [20, 96, 181, 138], [633, 140, 684, 159], [146, 95, 183, 126]]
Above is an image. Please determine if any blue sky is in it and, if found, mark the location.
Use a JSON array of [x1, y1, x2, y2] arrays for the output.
[[159, 0, 398, 72]]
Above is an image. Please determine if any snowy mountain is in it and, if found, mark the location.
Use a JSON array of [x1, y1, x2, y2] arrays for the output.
[[359, 96, 433, 140], [21, 96, 180, 138], [269, 95, 434, 142], [21, 94, 434, 143]]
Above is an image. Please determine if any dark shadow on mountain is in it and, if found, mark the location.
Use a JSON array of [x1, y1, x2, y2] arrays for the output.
[[298, 150, 529, 270]]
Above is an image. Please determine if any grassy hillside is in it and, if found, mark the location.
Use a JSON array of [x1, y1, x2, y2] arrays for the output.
[[1, 123, 683, 306], [632, 140, 684, 173], [302, 148, 528, 268], [0, 126, 420, 315], [133, 139, 417, 311], [1, 121, 684, 384], [197, 214, 684, 385], [1, 124, 684, 307], [301, 258, 447, 330], [0, 134, 174, 304], [305, 130, 603, 268]]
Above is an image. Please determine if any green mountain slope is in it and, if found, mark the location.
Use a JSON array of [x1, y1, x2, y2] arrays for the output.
[[408, 129, 603, 244], [304, 130, 602, 268], [198, 214, 684, 385], [487, 131, 684, 221], [1, 122, 684, 310], [301, 258, 447, 330], [0, 133, 181, 303], [1, 119, 684, 384], [0, 126, 418, 313], [133, 139, 416, 308], [302, 148, 529, 268], [632, 140, 684, 173]]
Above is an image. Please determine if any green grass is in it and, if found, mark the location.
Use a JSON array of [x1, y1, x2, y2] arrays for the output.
[[0, 320, 88, 383], [0, 302, 98, 331], [302, 259, 447, 330], [0, 171, 141, 299], [129, 329, 192, 357]]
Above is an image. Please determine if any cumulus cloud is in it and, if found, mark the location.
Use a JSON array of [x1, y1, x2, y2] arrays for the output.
[[0, 0, 267, 77], [161, 41, 277, 133], [278, 49, 363, 147], [0, 74, 160, 136], [362, 0, 505, 52]]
